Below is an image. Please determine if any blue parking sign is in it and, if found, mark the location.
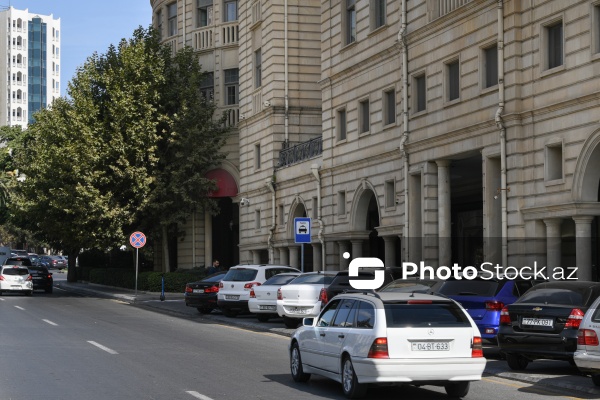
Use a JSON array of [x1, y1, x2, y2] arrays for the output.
[[294, 217, 311, 243]]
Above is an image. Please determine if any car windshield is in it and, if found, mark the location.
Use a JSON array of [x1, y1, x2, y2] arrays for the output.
[[434, 280, 500, 296], [384, 302, 471, 327], [2, 267, 29, 276], [289, 274, 335, 285], [223, 268, 259, 282], [262, 274, 299, 285], [516, 288, 584, 306]]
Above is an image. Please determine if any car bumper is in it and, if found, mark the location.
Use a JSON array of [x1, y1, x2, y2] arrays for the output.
[[0, 282, 33, 291], [277, 302, 321, 318], [217, 299, 249, 311], [498, 331, 578, 360], [351, 357, 486, 384], [185, 294, 218, 308], [574, 351, 600, 373], [248, 300, 278, 314]]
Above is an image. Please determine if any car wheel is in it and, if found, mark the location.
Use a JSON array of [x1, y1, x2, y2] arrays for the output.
[[445, 381, 470, 398], [506, 353, 529, 370], [592, 374, 600, 386], [341, 356, 367, 399], [222, 308, 238, 318], [197, 307, 213, 314], [284, 316, 300, 329], [290, 342, 311, 383], [257, 314, 270, 322]]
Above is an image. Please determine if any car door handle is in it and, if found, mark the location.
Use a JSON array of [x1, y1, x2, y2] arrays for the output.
[[338, 334, 345, 339], [320, 333, 326, 337]]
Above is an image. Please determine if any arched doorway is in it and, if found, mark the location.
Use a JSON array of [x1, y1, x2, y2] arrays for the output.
[[353, 188, 384, 259]]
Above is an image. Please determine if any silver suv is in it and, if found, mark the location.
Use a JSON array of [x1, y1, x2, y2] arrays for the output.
[[217, 264, 299, 317]]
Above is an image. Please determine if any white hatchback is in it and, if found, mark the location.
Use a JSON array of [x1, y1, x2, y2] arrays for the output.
[[277, 271, 337, 328], [0, 265, 33, 296], [289, 292, 486, 399], [249, 272, 300, 322], [217, 264, 299, 317], [574, 295, 600, 386]]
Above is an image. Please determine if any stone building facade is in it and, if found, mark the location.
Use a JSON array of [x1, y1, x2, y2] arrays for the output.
[[151, 0, 600, 280]]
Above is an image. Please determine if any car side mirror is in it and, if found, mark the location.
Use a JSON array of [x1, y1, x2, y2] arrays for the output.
[[303, 317, 314, 327]]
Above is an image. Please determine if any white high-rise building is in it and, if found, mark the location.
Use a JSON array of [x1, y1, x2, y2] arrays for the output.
[[0, 7, 60, 128]]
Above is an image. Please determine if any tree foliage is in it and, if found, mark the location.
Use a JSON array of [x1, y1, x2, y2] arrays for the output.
[[8, 27, 229, 280]]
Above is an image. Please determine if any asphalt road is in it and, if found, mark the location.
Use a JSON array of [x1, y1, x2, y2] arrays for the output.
[[1, 281, 598, 400]]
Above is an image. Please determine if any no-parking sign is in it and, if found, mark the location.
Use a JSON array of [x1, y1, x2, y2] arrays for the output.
[[130, 231, 146, 248]]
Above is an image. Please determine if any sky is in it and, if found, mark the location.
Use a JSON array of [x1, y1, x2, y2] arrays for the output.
[[3, 1, 153, 97]]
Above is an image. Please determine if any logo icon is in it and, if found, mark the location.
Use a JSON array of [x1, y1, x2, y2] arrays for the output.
[[348, 257, 385, 290]]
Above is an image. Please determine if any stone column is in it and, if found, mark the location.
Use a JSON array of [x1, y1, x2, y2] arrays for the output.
[[278, 247, 289, 266], [543, 219, 562, 280], [289, 246, 300, 270], [312, 243, 322, 271], [204, 211, 213, 267], [436, 160, 452, 267], [338, 241, 351, 270], [351, 240, 363, 258], [383, 236, 397, 268], [573, 216, 594, 281]]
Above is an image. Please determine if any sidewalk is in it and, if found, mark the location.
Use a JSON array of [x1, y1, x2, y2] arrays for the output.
[[56, 280, 600, 398]]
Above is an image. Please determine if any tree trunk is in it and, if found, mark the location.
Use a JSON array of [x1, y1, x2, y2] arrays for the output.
[[66, 248, 81, 283], [162, 225, 170, 273]]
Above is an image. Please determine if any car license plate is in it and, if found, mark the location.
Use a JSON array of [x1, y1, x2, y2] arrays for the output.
[[288, 307, 309, 314], [225, 295, 239, 300], [411, 342, 450, 351], [33, 277, 42, 280], [259, 305, 276, 311], [193, 289, 204, 293], [522, 318, 553, 327]]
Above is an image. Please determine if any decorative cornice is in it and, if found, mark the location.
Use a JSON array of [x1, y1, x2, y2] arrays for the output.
[[521, 202, 600, 220]]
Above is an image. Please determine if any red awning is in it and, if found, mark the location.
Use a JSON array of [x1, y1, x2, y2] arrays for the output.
[[206, 169, 238, 198]]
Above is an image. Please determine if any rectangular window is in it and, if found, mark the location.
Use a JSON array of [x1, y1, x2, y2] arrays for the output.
[[547, 21, 563, 69], [156, 10, 163, 39], [345, 0, 357, 45], [197, 0, 213, 27], [337, 109, 347, 141], [312, 197, 318, 219], [255, 210, 261, 230], [484, 45, 498, 88], [595, 5, 600, 54], [279, 204, 284, 226], [224, 68, 239, 105], [385, 180, 395, 208], [447, 60, 460, 101], [200, 72, 214, 101], [384, 89, 396, 125], [168, 3, 178, 37], [546, 143, 563, 181], [254, 143, 261, 170], [415, 74, 426, 112], [224, 1, 238, 22], [255, 48, 262, 88], [372, 0, 386, 30], [338, 191, 346, 216], [359, 99, 370, 134]]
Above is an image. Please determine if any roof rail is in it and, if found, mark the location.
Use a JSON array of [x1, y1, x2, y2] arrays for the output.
[[341, 289, 381, 300]]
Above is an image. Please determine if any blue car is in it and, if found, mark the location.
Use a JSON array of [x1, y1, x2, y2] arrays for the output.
[[431, 277, 541, 345]]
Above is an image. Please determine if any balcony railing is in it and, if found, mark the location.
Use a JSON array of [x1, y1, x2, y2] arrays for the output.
[[193, 27, 214, 51], [430, 0, 472, 20], [221, 22, 239, 46], [277, 137, 322, 169]]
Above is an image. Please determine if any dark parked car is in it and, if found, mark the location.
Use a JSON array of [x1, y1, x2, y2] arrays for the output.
[[39, 255, 67, 270], [430, 276, 541, 344], [185, 272, 227, 314], [498, 280, 600, 370], [28, 265, 53, 293]]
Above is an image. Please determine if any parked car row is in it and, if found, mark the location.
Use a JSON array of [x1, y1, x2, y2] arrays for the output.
[[0, 256, 53, 295]]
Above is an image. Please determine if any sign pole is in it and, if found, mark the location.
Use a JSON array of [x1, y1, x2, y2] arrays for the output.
[[301, 243, 304, 273], [129, 231, 146, 301], [135, 248, 139, 297]]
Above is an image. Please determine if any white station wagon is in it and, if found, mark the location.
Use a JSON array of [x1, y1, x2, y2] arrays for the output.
[[574, 295, 600, 386], [289, 292, 486, 398]]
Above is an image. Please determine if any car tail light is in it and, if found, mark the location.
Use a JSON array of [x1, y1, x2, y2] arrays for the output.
[[277, 288, 282, 300], [47, 274, 52, 279], [244, 282, 261, 289], [204, 285, 219, 294], [407, 300, 433, 304], [565, 309, 585, 329], [578, 329, 599, 346], [485, 301, 504, 311], [368, 338, 389, 359], [249, 288, 256, 298], [319, 288, 328, 306], [0, 276, 4, 281], [26, 275, 32, 281], [500, 307, 511, 325], [185, 285, 193, 293], [471, 337, 483, 358], [219, 282, 224, 289]]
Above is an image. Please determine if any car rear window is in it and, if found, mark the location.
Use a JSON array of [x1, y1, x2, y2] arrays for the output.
[[434, 280, 500, 296], [222, 268, 259, 282], [2, 267, 29, 276], [517, 288, 584, 306], [384, 302, 472, 327], [262, 274, 298, 285], [289, 274, 335, 285]]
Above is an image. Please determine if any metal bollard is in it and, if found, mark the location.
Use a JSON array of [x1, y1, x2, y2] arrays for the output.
[[160, 274, 166, 301]]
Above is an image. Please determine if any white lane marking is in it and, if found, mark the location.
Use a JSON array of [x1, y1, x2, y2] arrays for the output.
[[14, 305, 25, 310], [87, 341, 119, 355], [0, 297, 5, 301], [186, 392, 215, 400], [43, 319, 58, 326]]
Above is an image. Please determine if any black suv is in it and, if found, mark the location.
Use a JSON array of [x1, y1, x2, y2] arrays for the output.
[[28, 265, 53, 293]]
